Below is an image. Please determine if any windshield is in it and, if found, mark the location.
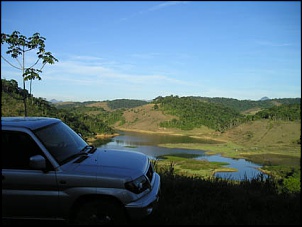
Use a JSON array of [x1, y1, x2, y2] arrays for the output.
[[35, 121, 88, 165]]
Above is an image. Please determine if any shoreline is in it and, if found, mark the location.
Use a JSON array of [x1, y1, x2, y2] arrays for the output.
[[114, 127, 228, 143], [87, 128, 299, 180], [86, 132, 119, 143]]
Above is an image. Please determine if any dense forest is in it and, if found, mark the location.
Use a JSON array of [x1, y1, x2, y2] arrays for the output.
[[152, 95, 300, 132], [106, 99, 149, 110]]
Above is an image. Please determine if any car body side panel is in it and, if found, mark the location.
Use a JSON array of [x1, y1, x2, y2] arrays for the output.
[[2, 169, 59, 218]]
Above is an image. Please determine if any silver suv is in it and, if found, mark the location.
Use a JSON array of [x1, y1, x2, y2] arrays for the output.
[[1, 117, 161, 224]]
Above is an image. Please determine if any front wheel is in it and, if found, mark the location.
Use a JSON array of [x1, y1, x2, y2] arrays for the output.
[[72, 198, 128, 225]]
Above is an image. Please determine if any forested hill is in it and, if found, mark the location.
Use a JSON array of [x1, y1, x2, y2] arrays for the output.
[[54, 95, 300, 112], [153, 96, 242, 132], [1, 79, 116, 139], [185, 96, 301, 113], [106, 99, 149, 109], [54, 99, 149, 110], [152, 95, 301, 132]]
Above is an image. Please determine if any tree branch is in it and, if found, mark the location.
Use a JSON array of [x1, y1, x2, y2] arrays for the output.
[[29, 58, 40, 68], [1, 55, 22, 70]]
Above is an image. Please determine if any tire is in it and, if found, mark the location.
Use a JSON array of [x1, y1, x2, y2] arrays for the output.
[[72, 198, 128, 225]]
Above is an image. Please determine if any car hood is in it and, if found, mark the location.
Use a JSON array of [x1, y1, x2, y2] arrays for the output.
[[63, 148, 149, 180]]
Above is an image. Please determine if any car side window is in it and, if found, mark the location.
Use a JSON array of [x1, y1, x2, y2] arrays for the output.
[[2, 131, 43, 170]]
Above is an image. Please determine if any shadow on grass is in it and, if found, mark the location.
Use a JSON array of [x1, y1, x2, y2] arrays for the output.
[[132, 172, 300, 225]]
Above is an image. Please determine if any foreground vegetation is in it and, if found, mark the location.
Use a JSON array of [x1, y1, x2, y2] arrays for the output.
[[157, 138, 300, 192], [132, 167, 300, 225]]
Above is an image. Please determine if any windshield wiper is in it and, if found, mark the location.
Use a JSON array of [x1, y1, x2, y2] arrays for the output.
[[61, 152, 88, 165], [61, 146, 96, 165], [81, 145, 96, 154]]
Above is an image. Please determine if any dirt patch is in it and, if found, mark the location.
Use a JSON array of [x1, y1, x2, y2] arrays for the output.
[[86, 101, 112, 111], [114, 104, 179, 133]]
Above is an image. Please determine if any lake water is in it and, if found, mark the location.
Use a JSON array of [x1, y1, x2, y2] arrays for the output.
[[99, 131, 268, 181]]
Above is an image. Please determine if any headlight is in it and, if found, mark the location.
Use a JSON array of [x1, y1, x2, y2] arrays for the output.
[[125, 175, 151, 194]]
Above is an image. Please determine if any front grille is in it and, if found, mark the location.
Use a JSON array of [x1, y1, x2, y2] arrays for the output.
[[146, 162, 154, 183]]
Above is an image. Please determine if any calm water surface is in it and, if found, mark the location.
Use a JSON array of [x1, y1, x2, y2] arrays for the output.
[[99, 131, 268, 181]]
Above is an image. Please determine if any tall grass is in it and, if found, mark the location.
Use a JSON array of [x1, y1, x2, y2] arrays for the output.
[[131, 163, 300, 225]]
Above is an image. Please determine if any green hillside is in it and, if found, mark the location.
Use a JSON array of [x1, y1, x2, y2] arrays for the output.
[[1, 79, 116, 139], [2, 78, 300, 139]]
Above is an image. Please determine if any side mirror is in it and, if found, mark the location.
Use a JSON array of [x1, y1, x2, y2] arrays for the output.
[[29, 155, 46, 170]]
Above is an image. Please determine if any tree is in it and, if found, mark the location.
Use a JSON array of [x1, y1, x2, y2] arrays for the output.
[[1, 30, 58, 116]]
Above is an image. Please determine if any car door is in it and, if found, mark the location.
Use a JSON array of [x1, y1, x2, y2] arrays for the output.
[[2, 131, 60, 219]]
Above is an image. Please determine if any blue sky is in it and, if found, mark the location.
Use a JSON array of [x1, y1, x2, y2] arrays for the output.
[[1, 1, 301, 102]]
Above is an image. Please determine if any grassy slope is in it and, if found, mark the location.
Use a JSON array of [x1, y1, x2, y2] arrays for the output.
[[111, 103, 301, 168], [113, 103, 214, 135]]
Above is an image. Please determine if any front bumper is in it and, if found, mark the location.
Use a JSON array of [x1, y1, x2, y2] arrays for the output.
[[125, 173, 161, 220]]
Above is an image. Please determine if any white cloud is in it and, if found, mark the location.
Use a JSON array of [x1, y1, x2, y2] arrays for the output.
[[120, 1, 189, 22], [147, 1, 189, 12], [29, 54, 196, 89], [255, 40, 292, 47]]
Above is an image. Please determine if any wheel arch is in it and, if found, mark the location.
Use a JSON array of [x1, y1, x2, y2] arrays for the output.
[[68, 194, 127, 223]]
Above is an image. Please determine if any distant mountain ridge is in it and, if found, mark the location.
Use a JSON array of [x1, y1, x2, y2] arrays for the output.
[[52, 96, 301, 113], [260, 96, 270, 101], [49, 99, 63, 103], [2, 77, 300, 116]]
